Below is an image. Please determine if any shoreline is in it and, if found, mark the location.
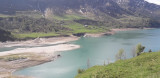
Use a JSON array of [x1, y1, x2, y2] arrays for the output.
[[111, 28, 154, 32], [0, 44, 80, 57], [83, 28, 153, 37], [0, 36, 79, 48], [0, 28, 154, 78], [0, 36, 80, 78]]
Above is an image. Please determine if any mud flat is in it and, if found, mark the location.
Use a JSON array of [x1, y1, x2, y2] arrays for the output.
[[0, 36, 79, 48]]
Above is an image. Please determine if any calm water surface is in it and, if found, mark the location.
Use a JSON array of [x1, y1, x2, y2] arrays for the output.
[[2, 29, 160, 78]]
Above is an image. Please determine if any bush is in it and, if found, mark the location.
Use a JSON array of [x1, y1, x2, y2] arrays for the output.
[[136, 44, 145, 56], [116, 48, 125, 60]]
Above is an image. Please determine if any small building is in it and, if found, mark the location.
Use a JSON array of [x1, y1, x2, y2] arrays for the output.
[[84, 25, 88, 27]]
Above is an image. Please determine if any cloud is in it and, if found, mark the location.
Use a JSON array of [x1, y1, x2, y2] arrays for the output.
[[145, 0, 160, 5]]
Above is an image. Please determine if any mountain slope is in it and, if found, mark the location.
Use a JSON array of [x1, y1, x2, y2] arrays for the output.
[[1, 0, 160, 18], [1, 0, 159, 27], [0, 0, 160, 41], [114, 0, 160, 18]]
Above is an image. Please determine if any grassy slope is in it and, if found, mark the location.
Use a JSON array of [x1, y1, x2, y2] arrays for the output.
[[76, 52, 160, 78], [64, 23, 108, 34]]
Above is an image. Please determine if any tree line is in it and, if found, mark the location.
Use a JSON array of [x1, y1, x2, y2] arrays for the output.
[[0, 16, 70, 33]]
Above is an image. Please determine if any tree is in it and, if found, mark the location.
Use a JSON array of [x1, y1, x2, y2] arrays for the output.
[[116, 48, 125, 60], [136, 44, 145, 56]]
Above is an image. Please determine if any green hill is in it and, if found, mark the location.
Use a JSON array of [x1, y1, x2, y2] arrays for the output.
[[76, 52, 160, 78]]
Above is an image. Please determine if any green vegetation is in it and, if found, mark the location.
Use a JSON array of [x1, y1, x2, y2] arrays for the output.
[[116, 48, 125, 60], [117, 16, 150, 28], [0, 16, 70, 33], [136, 44, 145, 56], [78, 69, 86, 74], [1, 0, 160, 42], [0, 28, 14, 42], [0, 14, 109, 40], [0, 54, 27, 61], [14, 32, 59, 39], [0, 9, 159, 41], [76, 52, 160, 78], [64, 23, 108, 34]]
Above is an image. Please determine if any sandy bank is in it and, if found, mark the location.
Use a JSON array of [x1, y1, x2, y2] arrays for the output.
[[0, 36, 80, 78], [0, 43, 80, 78], [0, 44, 80, 56], [0, 36, 79, 48], [0, 44, 80, 78]]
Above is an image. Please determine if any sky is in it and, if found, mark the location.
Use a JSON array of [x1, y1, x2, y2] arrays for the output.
[[145, 0, 160, 5]]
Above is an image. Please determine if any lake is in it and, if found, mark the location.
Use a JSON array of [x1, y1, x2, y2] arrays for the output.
[[2, 29, 160, 78]]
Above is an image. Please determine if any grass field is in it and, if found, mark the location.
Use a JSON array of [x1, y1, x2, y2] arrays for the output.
[[14, 32, 59, 39], [64, 23, 108, 34], [76, 52, 160, 78], [13, 26, 108, 39]]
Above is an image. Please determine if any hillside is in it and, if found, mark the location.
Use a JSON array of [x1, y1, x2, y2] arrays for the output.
[[76, 52, 160, 78], [0, 28, 14, 42], [1, 0, 160, 41]]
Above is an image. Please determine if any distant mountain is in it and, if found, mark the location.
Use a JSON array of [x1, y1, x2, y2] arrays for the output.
[[0, 0, 159, 15], [114, 0, 160, 18]]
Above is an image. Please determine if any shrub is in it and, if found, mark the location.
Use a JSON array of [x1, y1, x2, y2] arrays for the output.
[[78, 69, 85, 74], [116, 48, 125, 60], [136, 44, 145, 56]]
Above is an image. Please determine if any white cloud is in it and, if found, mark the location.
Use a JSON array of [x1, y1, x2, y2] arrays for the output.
[[145, 0, 160, 5]]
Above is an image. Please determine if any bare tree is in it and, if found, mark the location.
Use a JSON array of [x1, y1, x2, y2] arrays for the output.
[[116, 48, 125, 60]]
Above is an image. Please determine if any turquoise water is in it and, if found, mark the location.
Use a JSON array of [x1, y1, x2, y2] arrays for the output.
[[11, 29, 160, 78]]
